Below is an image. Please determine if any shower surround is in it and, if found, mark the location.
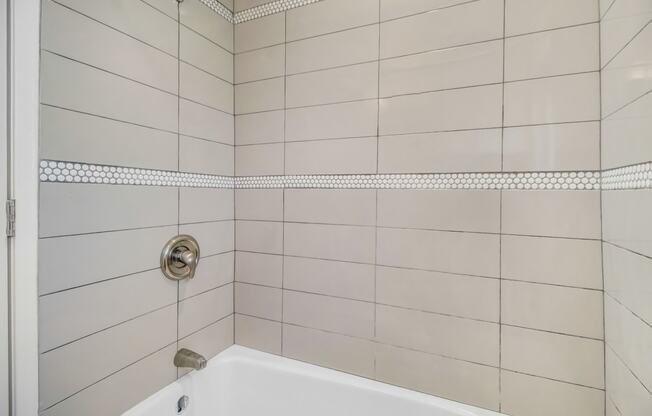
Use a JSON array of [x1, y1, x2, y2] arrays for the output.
[[36, 0, 652, 415]]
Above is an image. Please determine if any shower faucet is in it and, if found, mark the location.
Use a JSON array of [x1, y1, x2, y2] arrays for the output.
[[160, 235, 200, 281], [174, 349, 207, 371]]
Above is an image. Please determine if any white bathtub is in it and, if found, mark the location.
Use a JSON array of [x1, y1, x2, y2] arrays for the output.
[[123, 346, 501, 416]]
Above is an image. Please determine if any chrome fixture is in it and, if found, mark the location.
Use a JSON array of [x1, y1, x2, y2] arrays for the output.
[[177, 395, 190, 414], [174, 349, 207, 371], [161, 235, 200, 281]]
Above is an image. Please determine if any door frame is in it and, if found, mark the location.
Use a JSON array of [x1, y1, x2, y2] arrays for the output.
[[8, 0, 40, 415]]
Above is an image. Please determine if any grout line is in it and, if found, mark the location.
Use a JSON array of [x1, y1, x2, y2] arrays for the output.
[[278, 9, 288, 356], [597, 13, 607, 415], [498, 1, 506, 407], [176, 0, 182, 372], [232, 0, 237, 347]]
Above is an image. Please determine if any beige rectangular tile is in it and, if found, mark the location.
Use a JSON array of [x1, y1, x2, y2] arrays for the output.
[[181, 0, 233, 51], [179, 252, 234, 300], [179, 188, 234, 224], [39, 305, 176, 409], [284, 189, 376, 226], [603, 190, 652, 257], [605, 346, 652, 416], [501, 370, 605, 416], [143, 0, 178, 19], [235, 77, 284, 114], [285, 137, 377, 175], [285, 100, 377, 142], [39, 183, 177, 237], [375, 344, 499, 411], [602, 22, 652, 116], [235, 220, 283, 254], [380, 0, 473, 21], [377, 190, 500, 233], [178, 315, 233, 363], [42, 0, 178, 93], [235, 189, 284, 221], [180, 25, 233, 82], [505, 0, 599, 36], [283, 324, 375, 378], [235, 314, 282, 354], [180, 98, 234, 143], [40, 345, 176, 416], [604, 243, 652, 325], [502, 191, 601, 239], [503, 122, 600, 171], [41, 51, 178, 132], [178, 284, 233, 338], [287, 25, 378, 74], [605, 295, 652, 390], [380, 40, 502, 97], [40, 106, 177, 170], [284, 223, 375, 263], [505, 24, 599, 81], [376, 266, 499, 322], [235, 251, 283, 288], [235, 44, 285, 83], [39, 269, 175, 353], [376, 305, 499, 365], [283, 290, 374, 338], [504, 72, 600, 126], [235, 110, 285, 145], [286, 0, 379, 41], [501, 235, 603, 289], [502, 280, 604, 338], [235, 12, 285, 53], [179, 221, 234, 256], [501, 326, 604, 388], [379, 85, 502, 135], [380, 0, 503, 58], [286, 62, 378, 108], [53, 0, 178, 55], [179, 136, 234, 176], [602, 91, 652, 169], [180, 62, 233, 113], [38, 225, 177, 295], [284, 257, 375, 302], [600, 0, 652, 65], [235, 282, 282, 321], [235, 143, 284, 176], [378, 129, 502, 173], [377, 228, 500, 277]]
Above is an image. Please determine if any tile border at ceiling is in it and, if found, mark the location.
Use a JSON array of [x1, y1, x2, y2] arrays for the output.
[[197, 0, 323, 24], [197, 0, 235, 23], [233, 0, 322, 24], [40, 159, 607, 190]]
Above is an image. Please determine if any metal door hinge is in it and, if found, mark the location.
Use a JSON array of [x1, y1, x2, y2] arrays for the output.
[[6, 199, 15, 237]]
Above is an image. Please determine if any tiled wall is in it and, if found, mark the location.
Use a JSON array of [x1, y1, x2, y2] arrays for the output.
[[233, 0, 605, 414], [37, 0, 235, 414], [600, 0, 652, 415]]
